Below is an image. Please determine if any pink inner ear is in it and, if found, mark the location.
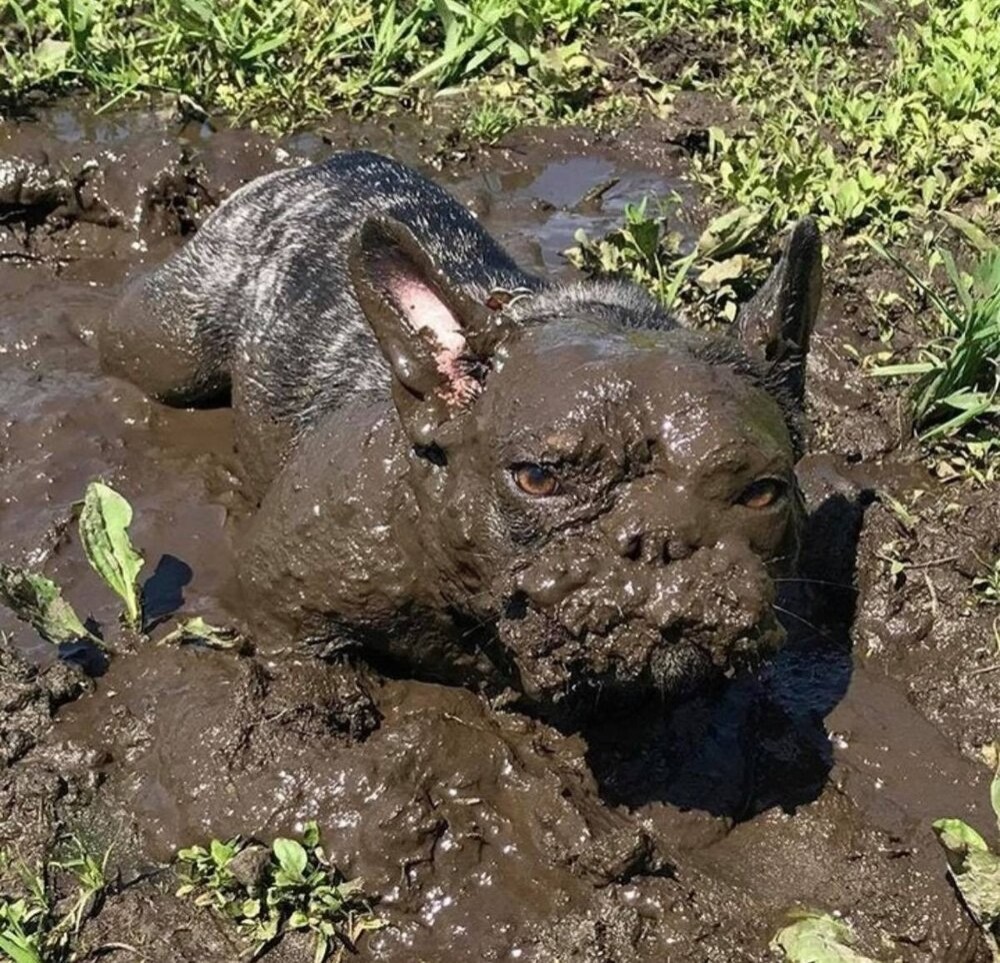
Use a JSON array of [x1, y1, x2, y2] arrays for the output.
[[394, 278, 479, 405], [395, 279, 466, 353]]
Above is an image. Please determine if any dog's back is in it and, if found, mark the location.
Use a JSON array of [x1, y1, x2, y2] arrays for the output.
[[101, 151, 539, 442]]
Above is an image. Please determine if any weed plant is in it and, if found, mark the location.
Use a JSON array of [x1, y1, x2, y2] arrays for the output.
[[0, 840, 110, 963], [870, 239, 1000, 442], [176, 823, 383, 963], [685, 0, 1000, 234]]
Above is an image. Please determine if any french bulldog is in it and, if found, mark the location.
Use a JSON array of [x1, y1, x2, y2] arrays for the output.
[[101, 150, 821, 724]]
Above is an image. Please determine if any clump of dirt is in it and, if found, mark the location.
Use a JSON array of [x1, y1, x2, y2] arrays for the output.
[[0, 636, 96, 877], [0, 103, 994, 962]]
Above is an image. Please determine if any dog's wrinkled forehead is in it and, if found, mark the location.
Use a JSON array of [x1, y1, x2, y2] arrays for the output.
[[482, 320, 795, 472]]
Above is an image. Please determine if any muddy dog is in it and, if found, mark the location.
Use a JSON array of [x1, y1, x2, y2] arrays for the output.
[[100, 150, 821, 723]]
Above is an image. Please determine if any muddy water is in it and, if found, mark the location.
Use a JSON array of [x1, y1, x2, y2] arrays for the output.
[[0, 107, 993, 961]]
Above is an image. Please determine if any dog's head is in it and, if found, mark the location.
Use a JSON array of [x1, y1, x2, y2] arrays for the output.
[[349, 217, 821, 717]]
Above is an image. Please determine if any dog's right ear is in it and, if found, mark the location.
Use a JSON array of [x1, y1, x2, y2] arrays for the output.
[[737, 217, 822, 406], [348, 216, 508, 446]]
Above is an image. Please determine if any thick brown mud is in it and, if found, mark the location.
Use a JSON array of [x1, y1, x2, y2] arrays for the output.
[[0, 105, 997, 961]]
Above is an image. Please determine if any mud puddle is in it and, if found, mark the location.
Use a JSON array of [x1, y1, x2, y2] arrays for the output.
[[0, 105, 996, 961]]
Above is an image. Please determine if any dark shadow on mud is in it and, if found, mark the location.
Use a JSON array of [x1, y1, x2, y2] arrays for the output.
[[58, 636, 109, 676], [141, 554, 193, 629], [585, 490, 869, 819]]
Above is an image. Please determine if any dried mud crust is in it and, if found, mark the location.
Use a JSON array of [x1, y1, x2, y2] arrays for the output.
[[0, 104, 994, 962]]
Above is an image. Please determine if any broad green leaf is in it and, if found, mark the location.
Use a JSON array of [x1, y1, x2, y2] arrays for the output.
[[0, 564, 95, 646], [33, 38, 70, 73], [78, 482, 144, 628], [697, 206, 767, 258], [159, 617, 246, 650], [933, 818, 991, 855], [696, 254, 750, 293], [933, 818, 1000, 931], [940, 211, 997, 254], [210, 838, 236, 868], [770, 910, 883, 962], [273, 838, 308, 880], [287, 909, 309, 929]]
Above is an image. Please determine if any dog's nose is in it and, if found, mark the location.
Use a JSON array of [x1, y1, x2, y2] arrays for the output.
[[614, 528, 696, 564], [603, 476, 709, 566]]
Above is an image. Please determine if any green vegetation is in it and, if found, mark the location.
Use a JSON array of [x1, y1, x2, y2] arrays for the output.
[[933, 751, 1000, 960], [176, 823, 383, 962], [974, 559, 1000, 606], [869, 237, 1000, 441], [0, 568, 100, 649], [770, 909, 884, 963], [678, 0, 1000, 236], [0, 0, 622, 128], [3, 1, 999, 236], [0, 480, 243, 655], [77, 482, 144, 631], [567, 200, 770, 324], [0, 840, 110, 963]]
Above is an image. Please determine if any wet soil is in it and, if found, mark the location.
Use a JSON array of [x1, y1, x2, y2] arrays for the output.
[[0, 101, 996, 961]]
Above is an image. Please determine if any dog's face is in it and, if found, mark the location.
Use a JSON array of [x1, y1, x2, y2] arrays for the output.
[[350, 217, 821, 717]]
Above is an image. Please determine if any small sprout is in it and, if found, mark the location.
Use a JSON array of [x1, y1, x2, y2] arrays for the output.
[[159, 617, 247, 651], [770, 909, 884, 962], [0, 565, 101, 649], [974, 559, 1000, 605], [272, 838, 308, 885], [78, 481, 145, 630]]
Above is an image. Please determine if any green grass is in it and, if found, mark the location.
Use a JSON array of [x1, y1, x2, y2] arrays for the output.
[[0, 840, 110, 963], [0, 0, 621, 125], [4, 0, 1000, 230], [869, 236, 1000, 441], [175, 823, 383, 963], [3, 1, 999, 241]]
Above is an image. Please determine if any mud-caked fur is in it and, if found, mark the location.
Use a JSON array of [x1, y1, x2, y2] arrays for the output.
[[101, 150, 822, 724]]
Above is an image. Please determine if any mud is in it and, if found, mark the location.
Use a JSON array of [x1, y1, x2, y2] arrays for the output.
[[0, 103, 996, 962]]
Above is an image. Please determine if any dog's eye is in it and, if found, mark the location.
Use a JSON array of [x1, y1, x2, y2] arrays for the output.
[[512, 463, 561, 497], [737, 478, 787, 509]]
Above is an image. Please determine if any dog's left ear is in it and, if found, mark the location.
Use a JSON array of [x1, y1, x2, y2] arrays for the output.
[[348, 216, 509, 446], [737, 217, 822, 405]]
